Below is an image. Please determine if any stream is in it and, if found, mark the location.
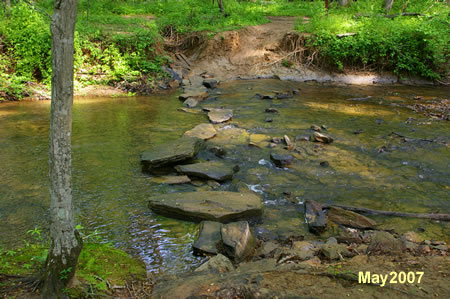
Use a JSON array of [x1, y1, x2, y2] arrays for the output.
[[0, 80, 449, 275]]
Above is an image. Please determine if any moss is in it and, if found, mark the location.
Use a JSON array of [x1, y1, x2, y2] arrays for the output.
[[0, 243, 146, 296]]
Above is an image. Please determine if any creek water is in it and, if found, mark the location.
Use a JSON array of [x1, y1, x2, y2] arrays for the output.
[[0, 80, 449, 275]]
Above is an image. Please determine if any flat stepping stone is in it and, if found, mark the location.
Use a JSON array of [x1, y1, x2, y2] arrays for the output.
[[183, 123, 217, 140], [148, 191, 263, 223], [327, 206, 377, 229], [179, 86, 208, 101], [207, 109, 233, 124], [175, 161, 234, 181], [183, 98, 198, 108], [140, 137, 204, 171]]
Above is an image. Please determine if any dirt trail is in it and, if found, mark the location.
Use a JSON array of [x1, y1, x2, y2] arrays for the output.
[[187, 16, 298, 81]]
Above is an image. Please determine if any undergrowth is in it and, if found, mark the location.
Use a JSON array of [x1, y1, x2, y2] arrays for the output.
[[296, 0, 449, 79]]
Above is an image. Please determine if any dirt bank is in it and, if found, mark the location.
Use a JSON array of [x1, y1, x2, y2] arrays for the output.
[[180, 16, 433, 85]]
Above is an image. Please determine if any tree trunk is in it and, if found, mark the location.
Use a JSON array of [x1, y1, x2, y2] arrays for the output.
[[385, 0, 394, 14], [5, 0, 11, 17], [40, 0, 82, 298], [218, 0, 224, 14], [338, 0, 350, 6]]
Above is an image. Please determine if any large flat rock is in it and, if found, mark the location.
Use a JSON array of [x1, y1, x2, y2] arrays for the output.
[[183, 123, 217, 140], [140, 137, 204, 171], [148, 191, 263, 223], [175, 161, 234, 181]]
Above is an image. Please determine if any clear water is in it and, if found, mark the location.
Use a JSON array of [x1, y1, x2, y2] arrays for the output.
[[0, 80, 449, 275]]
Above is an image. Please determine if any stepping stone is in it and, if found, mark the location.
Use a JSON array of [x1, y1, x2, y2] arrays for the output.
[[183, 123, 217, 140], [194, 254, 234, 273], [140, 137, 204, 171], [220, 221, 256, 262], [207, 109, 233, 124], [203, 79, 218, 89], [270, 153, 294, 167], [304, 200, 327, 234], [183, 97, 198, 108], [193, 221, 223, 256], [310, 132, 333, 144], [179, 87, 208, 101], [175, 161, 234, 181], [148, 191, 263, 223]]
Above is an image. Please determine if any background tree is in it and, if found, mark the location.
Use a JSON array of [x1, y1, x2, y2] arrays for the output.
[[40, 0, 83, 297], [338, 0, 350, 6], [385, 0, 394, 13]]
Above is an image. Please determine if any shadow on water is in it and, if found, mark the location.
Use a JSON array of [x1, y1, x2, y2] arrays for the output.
[[0, 80, 449, 275]]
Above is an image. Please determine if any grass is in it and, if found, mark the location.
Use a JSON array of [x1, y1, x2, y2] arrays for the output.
[[0, 242, 146, 297]]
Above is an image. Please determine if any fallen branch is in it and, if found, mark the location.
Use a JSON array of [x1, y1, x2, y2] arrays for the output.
[[322, 204, 450, 221]]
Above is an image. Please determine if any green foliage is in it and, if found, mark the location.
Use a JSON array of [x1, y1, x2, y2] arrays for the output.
[[297, 0, 449, 79]]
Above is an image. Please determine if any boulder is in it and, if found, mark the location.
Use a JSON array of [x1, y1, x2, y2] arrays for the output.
[[319, 244, 354, 260], [175, 161, 235, 181], [203, 79, 218, 89], [311, 132, 334, 144], [140, 137, 204, 171], [304, 200, 327, 234], [184, 123, 217, 140], [310, 125, 321, 132], [148, 191, 263, 223], [327, 207, 377, 229], [270, 153, 294, 167], [183, 98, 198, 108], [367, 231, 404, 255], [221, 221, 256, 262], [208, 109, 233, 124], [194, 254, 234, 273], [265, 108, 279, 113], [193, 221, 223, 256]]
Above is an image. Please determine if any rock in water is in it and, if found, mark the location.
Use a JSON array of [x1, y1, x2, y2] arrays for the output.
[[207, 109, 233, 124], [183, 98, 198, 108], [194, 254, 234, 273], [193, 221, 223, 256], [270, 153, 294, 167], [327, 207, 377, 229], [179, 87, 208, 101], [203, 79, 218, 89], [304, 200, 327, 234], [367, 231, 404, 255], [221, 221, 256, 262], [184, 123, 217, 140], [175, 161, 235, 181], [311, 132, 334, 144], [319, 244, 354, 260], [148, 191, 263, 222], [140, 137, 204, 171], [152, 175, 191, 185]]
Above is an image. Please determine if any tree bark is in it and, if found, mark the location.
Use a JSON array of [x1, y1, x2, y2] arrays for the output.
[[40, 0, 82, 298], [5, 0, 11, 17], [385, 0, 394, 14], [218, 0, 224, 14]]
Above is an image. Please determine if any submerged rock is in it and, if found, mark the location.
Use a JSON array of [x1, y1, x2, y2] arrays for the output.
[[209, 146, 227, 157], [194, 254, 234, 273], [176, 161, 235, 181], [221, 221, 256, 262], [310, 132, 334, 144], [152, 175, 191, 185], [270, 153, 294, 167], [193, 221, 223, 256], [207, 109, 233, 124], [327, 207, 377, 229], [140, 137, 204, 171], [304, 200, 327, 234], [148, 191, 263, 222], [184, 123, 217, 140]]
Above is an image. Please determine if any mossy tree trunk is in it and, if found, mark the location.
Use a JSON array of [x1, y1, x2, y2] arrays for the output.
[[40, 0, 82, 298], [218, 0, 224, 14], [5, 0, 10, 16], [338, 0, 350, 6]]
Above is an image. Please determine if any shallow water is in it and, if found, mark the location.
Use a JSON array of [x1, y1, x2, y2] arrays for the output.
[[0, 80, 449, 275]]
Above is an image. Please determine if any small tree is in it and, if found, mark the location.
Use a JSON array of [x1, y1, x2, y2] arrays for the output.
[[385, 0, 394, 14], [40, 0, 82, 297]]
